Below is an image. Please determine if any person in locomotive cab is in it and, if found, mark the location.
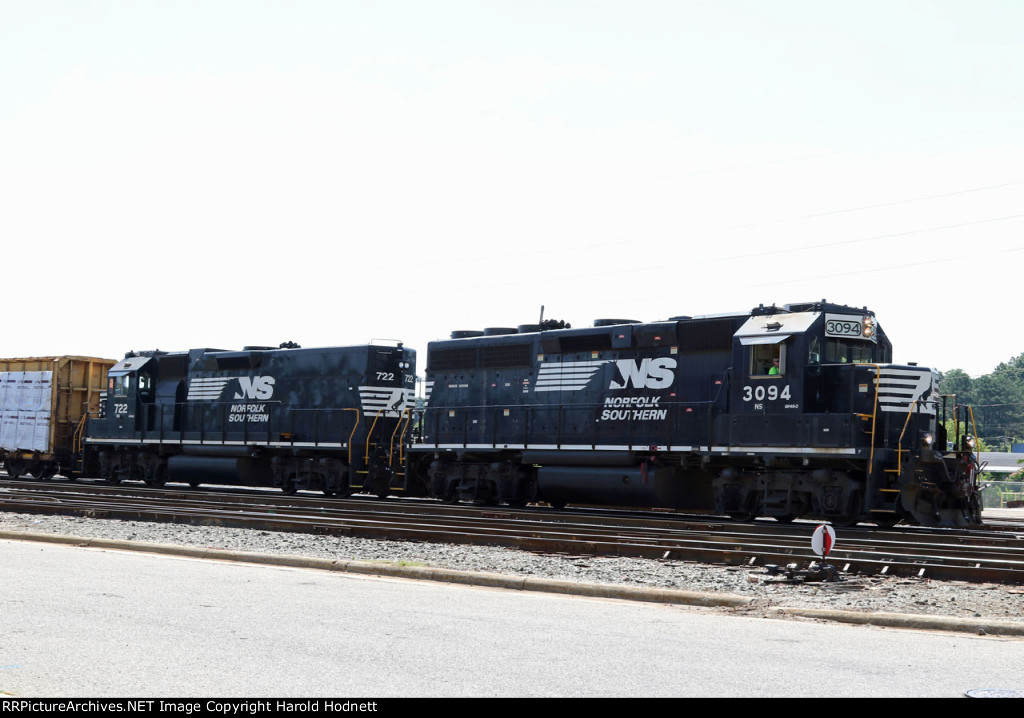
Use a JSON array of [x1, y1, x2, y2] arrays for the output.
[[768, 357, 781, 375]]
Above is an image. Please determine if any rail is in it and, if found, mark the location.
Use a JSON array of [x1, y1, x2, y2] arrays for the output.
[[6, 481, 1024, 585]]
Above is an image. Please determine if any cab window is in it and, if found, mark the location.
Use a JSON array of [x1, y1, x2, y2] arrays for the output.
[[808, 336, 821, 364], [825, 339, 875, 364], [749, 344, 785, 377], [113, 375, 133, 396], [138, 372, 153, 400]]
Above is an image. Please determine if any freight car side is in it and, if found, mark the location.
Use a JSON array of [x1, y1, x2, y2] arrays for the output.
[[0, 356, 115, 479]]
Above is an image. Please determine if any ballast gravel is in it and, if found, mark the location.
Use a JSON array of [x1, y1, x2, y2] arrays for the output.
[[2, 511, 1023, 625]]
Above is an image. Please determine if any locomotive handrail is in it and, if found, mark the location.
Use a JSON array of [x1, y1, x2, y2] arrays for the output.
[[895, 399, 920, 464], [344, 408, 360, 465], [864, 363, 881, 470], [419, 398, 718, 452], [710, 368, 732, 453], [165, 401, 367, 470], [72, 413, 88, 455], [364, 408, 385, 463], [967, 404, 980, 450], [126, 401, 370, 454], [390, 408, 413, 469], [892, 396, 942, 476]]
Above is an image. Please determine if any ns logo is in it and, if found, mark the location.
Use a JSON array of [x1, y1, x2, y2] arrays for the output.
[[234, 376, 276, 400], [609, 358, 677, 390]]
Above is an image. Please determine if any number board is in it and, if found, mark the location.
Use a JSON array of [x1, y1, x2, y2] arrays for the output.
[[825, 313, 867, 340]]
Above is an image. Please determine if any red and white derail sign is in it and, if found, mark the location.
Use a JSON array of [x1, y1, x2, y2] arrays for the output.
[[812, 524, 837, 558]]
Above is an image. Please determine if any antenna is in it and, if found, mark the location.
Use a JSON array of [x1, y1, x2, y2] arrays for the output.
[[538, 305, 545, 325]]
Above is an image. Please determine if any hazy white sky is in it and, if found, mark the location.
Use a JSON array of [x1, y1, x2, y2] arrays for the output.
[[2, 1, 1021, 378]]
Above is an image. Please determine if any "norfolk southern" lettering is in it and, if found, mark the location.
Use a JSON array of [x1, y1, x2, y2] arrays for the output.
[[599, 396, 667, 422], [228, 403, 270, 423]]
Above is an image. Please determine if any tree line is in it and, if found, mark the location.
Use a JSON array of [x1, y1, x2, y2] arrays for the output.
[[939, 354, 1024, 451]]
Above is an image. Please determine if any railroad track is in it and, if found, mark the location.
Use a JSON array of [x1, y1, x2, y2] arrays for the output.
[[2, 478, 1024, 584]]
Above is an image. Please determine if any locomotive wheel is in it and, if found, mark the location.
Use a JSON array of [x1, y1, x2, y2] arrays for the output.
[[936, 507, 972, 528], [508, 474, 538, 508], [773, 514, 795, 524], [280, 478, 297, 495], [28, 462, 49, 480], [144, 465, 167, 487], [725, 493, 758, 522]]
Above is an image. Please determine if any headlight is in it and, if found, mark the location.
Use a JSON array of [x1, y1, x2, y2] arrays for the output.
[[863, 317, 875, 338], [965, 436, 976, 449], [920, 432, 934, 447]]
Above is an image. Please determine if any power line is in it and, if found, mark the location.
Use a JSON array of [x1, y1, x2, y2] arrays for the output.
[[794, 179, 1024, 220], [366, 175, 1024, 273]]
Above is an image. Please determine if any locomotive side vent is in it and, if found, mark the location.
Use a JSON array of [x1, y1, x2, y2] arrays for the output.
[[679, 318, 740, 352], [481, 344, 533, 369], [428, 347, 478, 371]]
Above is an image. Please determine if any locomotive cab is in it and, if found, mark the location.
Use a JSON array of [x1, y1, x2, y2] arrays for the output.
[[718, 301, 979, 527], [99, 355, 157, 438]]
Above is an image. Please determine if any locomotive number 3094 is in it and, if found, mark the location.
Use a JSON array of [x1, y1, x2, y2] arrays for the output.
[[742, 384, 791, 402], [826, 319, 862, 337]]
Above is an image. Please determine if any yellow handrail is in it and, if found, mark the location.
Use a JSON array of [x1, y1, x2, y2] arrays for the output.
[[364, 409, 385, 463], [967, 405, 980, 448], [389, 408, 413, 470], [343, 408, 360, 465], [865, 364, 881, 470], [72, 413, 89, 455]]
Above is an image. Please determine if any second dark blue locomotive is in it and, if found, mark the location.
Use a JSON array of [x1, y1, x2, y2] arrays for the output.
[[84, 342, 416, 497], [409, 301, 982, 527]]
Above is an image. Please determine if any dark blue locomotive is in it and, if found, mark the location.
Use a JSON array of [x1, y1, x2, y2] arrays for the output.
[[409, 301, 983, 528], [83, 342, 417, 497]]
